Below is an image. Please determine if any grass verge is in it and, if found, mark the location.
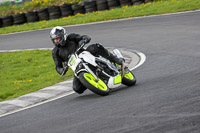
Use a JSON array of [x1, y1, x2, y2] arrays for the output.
[[0, 0, 200, 35], [0, 50, 73, 102]]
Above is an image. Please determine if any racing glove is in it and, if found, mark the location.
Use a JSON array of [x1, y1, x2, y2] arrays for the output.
[[56, 67, 68, 76], [56, 62, 68, 76], [61, 62, 68, 76], [81, 35, 91, 44], [61, 68, 67, 76]]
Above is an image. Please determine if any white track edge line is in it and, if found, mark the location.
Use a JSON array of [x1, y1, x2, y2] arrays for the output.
[[0, 91, 75, 118], [130, 51, 146, 71]]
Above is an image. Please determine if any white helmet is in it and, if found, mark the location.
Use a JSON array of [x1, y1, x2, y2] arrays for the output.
[[50, 26, 67, 47]]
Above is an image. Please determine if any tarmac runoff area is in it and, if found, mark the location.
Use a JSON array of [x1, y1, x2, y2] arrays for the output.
[[0, 48, 146, 117]]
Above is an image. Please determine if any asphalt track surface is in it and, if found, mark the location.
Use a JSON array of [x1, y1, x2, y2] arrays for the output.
[[1, 11, 200, 133]]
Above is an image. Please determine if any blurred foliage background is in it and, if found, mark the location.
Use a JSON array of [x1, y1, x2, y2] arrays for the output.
[[0, 0, 82, 16]]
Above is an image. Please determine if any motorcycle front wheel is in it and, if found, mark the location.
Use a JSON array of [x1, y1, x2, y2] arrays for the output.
[[122, 69, 136, 86], [79, 72, 110, 96]]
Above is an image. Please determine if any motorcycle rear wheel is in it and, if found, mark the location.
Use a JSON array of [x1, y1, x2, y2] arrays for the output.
[[79, 72, 110, 96], [122, 69, 136, 86]]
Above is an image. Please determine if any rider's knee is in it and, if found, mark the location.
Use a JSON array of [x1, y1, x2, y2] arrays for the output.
[[73, 86, 86, 94], [73, 77, 87, 94]]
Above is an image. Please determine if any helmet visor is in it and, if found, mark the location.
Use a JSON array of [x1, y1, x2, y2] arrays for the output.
[[53, 37, 61, 44]]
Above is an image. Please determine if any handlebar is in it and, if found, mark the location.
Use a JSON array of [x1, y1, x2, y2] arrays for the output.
[[76, 40, 86, 54]]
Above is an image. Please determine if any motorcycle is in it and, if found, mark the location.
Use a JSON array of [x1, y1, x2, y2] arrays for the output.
[[63, 41, 136, 96]]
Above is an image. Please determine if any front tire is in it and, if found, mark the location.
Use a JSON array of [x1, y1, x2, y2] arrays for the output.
[[79, 72, 110, 96], [122, 69, 136, 86]]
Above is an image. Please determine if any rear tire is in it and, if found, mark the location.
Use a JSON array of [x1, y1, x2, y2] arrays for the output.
[[122, 69, 136, 86], [79, 72, 110, 96]]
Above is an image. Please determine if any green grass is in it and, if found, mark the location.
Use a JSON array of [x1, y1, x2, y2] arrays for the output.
[[0, 50, 74, 102], [0, 0, 200, 35]]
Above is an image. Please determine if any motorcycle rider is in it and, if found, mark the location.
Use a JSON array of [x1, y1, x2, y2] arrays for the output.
[[50, 26, 124, 94]]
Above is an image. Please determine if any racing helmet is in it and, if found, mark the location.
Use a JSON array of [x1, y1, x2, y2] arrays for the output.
[[50, 26, 67, 47]]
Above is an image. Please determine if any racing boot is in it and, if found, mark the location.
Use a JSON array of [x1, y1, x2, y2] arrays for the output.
[[124, 66, 129, 74], [95, 43, 125, 65], [107, 51, 124, 65], [108, 52, 126, 78]]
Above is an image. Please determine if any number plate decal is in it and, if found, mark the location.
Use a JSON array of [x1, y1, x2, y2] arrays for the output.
[[68, 55, 77, 66]]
